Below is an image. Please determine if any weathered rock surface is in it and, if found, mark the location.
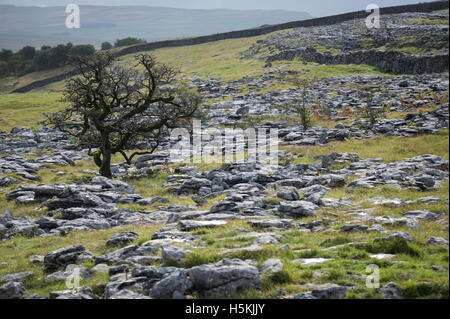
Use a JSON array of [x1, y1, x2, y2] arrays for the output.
[[44, 245, 93, 272], [189, 259, 260, 298], [106, 232, 139, 247]]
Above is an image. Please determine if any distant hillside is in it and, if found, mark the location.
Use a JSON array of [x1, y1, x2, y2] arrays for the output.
[[0, 5, 311, 51]]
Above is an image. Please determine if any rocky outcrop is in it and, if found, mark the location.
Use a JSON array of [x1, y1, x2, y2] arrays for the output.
[[266, 47, 449, 74], [43, 245, 94, 272], [189, 259, 260, 298]]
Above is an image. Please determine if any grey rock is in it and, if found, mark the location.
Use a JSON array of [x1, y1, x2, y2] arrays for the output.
[[45, 267, 91, 283], [136, 197, 170, 206], [0, 281, 27, 299], [378, 282, 403, 299], [178, 220, 227, 231], [189, 258, 260, 298], [259, 258, 284, 275], [91, 264, 110, 273], [108, 289, 152, 299], [209, 200, 239, 214], [44, 245, 92, 272], [374, 232, 414, 243], [276, 187, 300, 201], [249, 219, 292, 229], [341, 224, 369, 232], [1, 271, 33, 284], [426, 237, 449, 246], [90, 176, 134, 194], [95, 245, 141, 265], [49, 286, 99, 299], [29, 255, 44, 265], [278, 200, 316, 218], [404, 210, 442, 221], [287, 285, 347, 299], [45, 192, 106, 210], [312, 286, 347, 299], [192, 195, 207, 205], [106, 232, 139, 247], [162, 245, 192, 267], [150, 270, 193, 299]]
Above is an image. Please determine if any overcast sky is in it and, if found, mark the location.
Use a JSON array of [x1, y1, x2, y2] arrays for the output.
[[0, 0, 431, 16]]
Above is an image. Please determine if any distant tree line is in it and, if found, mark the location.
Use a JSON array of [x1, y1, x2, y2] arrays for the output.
[[0, 43, 95, 78], [0, 37, 147, 78]]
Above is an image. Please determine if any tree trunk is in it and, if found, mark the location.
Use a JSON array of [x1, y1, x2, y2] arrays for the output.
[[99, 135, 112, 178]]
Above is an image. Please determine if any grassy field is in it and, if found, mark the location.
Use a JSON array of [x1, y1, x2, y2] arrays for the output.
[[0, 66, 72, 93], [0, 10, 448, 299], [0, 128, 448, 298], [0, 92, 66, 132], [0, 25, 390, 95]]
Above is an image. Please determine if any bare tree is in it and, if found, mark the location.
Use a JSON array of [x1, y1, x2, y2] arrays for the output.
[[45, 52, 203, 178]]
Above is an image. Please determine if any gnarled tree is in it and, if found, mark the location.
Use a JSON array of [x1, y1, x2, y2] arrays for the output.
[[45, 52, 203, 178]]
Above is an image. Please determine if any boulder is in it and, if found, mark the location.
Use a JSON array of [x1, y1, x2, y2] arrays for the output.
[[1, 271, 33, 284], [426, 237, 449, 246], [150, 270, 193, 299], [189, 259, 259, 298], [108, 289, 152, 299], [178, 220, 227, 231], [276, 187, 300, 201], [278, 200, 316, 218], [374, 232, 414, 243], [249, 219, 292, 229], [287, 285, 347, 299], [45, 192, 107, 210], [0, 281, 27, 299], [44, 245, 93, 272], [162, 245, 192, 267], [106, 232, 139, 247], [90, 176, 134, 194], [258, 259, 284, 275], [49, 286, 99, 299], [404, 210, 442, 221], [378, 282, 403, 299], [95, 245, 144, 265], [45, 267, 91, 283]]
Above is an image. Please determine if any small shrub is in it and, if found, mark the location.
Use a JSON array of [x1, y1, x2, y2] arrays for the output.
[[268, 270, 293, 285], [402, 282, 449, 299], [183, 253, 219, 268], [364, 239, 421, 257], [360, 86, 385, 125], [320, 236, 351, 248]]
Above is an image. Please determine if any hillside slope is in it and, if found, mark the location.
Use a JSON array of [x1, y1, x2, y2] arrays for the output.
[[0, 3, 448, 301], [3, 0, 448, 94], [0, 5, 311, 51]]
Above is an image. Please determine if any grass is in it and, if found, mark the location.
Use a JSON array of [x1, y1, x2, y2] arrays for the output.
[[2, 24, 392, 94], [178, 192, 448, 299], [0, 66, 72, 94], [408, 18, 449, 25], [0, 92, 66, 132], [281, 129, 449, 165], [0, 224, 163, 296], [0, 20, 448, 298], [0, 127, 448, 298]]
